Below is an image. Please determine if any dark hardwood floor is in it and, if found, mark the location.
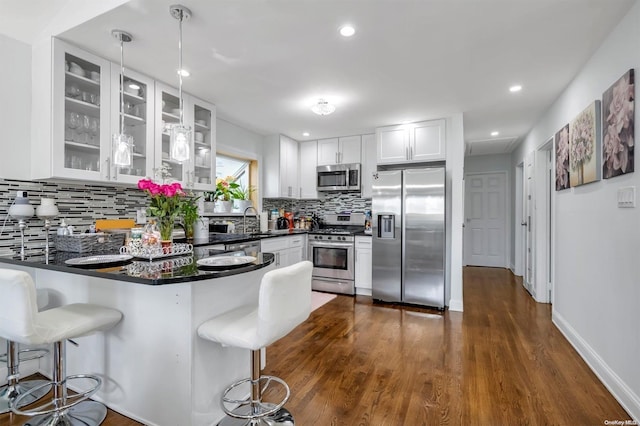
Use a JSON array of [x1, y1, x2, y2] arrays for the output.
[[1, 267, 630, 425]]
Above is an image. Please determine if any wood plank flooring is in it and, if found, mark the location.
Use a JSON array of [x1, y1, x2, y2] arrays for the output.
[[1, 267, 630, 425]]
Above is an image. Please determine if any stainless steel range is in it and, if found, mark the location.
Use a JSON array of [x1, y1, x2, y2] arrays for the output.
[[308, 213, 365, 295]]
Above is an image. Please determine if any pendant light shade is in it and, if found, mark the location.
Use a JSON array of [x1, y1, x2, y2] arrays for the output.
[[169, 4, 192, 163], [111, 29, 134, 167]]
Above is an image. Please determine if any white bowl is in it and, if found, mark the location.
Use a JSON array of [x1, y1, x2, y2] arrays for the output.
[[171, 108, 181, 116], [196, 119, 206, 126], [124, 86, 139, 96], [69, 63, 85, 77], [195, 132, 204, 142]]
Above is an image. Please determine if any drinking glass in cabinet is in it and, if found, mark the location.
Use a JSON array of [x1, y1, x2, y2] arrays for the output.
[[66, 84, 80, 99]]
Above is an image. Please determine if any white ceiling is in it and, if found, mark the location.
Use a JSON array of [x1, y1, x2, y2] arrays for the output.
[[2, 0, 636, 156]]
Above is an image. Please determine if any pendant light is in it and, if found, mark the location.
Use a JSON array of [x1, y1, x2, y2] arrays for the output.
[[111, 30, 134, 167], [169, 4, 192, 163]]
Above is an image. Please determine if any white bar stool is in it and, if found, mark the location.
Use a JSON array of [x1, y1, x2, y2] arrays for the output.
[[198, 261, 313, 426], [0, 288, 51, 414], [0, 269, 123, 426]]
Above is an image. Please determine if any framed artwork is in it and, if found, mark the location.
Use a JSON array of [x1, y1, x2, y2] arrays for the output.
[[555, 124, 570, 190], [602, 69, 635, 179], [569, 101, 601, 187]]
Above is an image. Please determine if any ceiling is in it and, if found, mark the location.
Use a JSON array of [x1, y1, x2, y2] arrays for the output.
[[2, 0, 636, 156]]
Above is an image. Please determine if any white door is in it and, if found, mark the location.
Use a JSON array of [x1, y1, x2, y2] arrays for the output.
[[464, 172, 507, 267], [524, 153, 535, 293]]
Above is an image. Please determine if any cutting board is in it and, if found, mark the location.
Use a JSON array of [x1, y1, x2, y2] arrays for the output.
[[95, 219, 136, 231]]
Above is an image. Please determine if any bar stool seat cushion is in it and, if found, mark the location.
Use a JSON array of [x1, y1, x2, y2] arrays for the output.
[[198, 261, 313, 351], [0, 270, 122, 345]]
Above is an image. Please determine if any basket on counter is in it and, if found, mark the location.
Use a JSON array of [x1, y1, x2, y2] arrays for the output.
[[54, 233, 125, 253]]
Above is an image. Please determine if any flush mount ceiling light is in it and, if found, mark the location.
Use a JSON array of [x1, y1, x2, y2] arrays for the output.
[[303, 132, 310, 137], [339, 25, 355, 37], [491, 131, 500, 136], [169, 4, 192, 163], [311, 99, 336, 116], [509, 84, 522, 93], [111, 29, 134, 167]]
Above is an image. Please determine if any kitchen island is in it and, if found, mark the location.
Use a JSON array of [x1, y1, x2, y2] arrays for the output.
[[0, 250, 275, 426]]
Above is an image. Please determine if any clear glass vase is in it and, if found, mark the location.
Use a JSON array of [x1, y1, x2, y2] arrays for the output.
[[158, 216, 175, 242]]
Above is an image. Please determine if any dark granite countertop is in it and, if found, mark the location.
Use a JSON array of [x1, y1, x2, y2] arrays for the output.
[[189, 229, 308, 247], [0, 250, 275, 286]]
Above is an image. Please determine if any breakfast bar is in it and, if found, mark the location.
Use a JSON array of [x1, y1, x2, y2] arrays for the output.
[[0, 251, 275, 426]]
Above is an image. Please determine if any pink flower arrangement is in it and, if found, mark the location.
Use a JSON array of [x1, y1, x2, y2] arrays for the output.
[[138, 178, 186, 240]]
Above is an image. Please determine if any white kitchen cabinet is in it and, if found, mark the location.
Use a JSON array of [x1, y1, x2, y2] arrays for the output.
[[189, 96, 216, 192], [154, 85, 216, 188], [261, 235, 306, 269], [355, 236, 372, 295], [263, 135, 299, 198], [108, 66, 155, 184], [299, 140, 318, 199], [376, 119, 445, 165], [49, 38, 112, 181], [360, 134, 376, 199], [317, 135, 361, 165]]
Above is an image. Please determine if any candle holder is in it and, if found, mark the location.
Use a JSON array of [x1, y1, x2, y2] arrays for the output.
[[36, 199, 59, 264], [8, 192, 34, 261]]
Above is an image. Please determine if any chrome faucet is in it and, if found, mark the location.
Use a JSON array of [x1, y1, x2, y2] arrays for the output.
[[243, 206, 259, 234]]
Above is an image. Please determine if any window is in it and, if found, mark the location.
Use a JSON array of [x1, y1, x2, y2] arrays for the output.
[[216, 153, 258, 204]]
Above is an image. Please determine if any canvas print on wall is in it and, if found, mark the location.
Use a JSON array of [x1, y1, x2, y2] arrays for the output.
[[602, 69, 635, 179], [569, 101, 601, 187], [555, 124, 570, 190]]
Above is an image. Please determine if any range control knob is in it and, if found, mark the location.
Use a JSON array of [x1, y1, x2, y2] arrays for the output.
[[328, 236, 332, 240]]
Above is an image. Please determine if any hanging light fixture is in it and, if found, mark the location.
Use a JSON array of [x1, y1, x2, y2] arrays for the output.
[[169, 4, 192, 163], [311, 98, 336, 116], [111, 29, 134, 167]]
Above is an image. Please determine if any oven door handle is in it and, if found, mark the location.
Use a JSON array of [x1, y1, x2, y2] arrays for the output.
[[308, 242, 354, 249]]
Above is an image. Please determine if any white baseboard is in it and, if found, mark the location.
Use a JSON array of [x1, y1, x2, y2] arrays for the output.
[[355, 287, 372, 296], [448, 298, 463, 312], [553, 310, 640, 422]]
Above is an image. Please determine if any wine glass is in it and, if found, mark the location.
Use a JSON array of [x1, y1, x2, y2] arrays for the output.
[[89, 117, 99, 145], [69, 112, 80, 142]]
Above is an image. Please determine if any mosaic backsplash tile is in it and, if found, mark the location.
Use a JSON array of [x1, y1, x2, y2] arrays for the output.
[[0, 178, 371, 256], [0, 178, 148, 257]]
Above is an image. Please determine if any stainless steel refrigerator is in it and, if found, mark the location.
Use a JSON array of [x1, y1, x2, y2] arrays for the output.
[[372, 167, 445, 308]]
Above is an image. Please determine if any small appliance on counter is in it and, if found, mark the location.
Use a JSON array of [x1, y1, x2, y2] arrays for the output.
[[276, 217, 290, 230], [210, 222, 235, 233]]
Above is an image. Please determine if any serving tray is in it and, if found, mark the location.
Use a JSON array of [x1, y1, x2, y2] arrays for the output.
[[65, 254, 133, 267], [197, 255, 257, 270], [120, 243, 193, 261]]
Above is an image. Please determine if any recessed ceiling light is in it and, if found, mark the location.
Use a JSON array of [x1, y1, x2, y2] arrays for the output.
[[491, 131, 500, 136], [509, 84, 522, 93], [178, 69, 190, 77], [339, 25, 355, 37], [303, 132, 310, 137]]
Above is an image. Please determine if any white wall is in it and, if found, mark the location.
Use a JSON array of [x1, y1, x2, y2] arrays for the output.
[[465, 153, 511, 174], [512, 1, 640, 419], [216, 117, 264, 158], [0, 34, 31, 180], [446, 113, 465, 312]]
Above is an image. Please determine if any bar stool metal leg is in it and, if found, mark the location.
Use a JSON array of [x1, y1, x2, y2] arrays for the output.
[[0, 340, 49, 414], [218, 350, 294, 426], [12, 340, 107, 426]]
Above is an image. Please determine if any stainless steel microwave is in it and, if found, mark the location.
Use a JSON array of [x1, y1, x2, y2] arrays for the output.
[[316, 163, 361, 192]]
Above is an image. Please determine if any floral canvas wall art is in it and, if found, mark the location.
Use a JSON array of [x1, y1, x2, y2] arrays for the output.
[[555, 124, 570, 190], [602, 69, 634, 179], [569, 101, 601, 187]]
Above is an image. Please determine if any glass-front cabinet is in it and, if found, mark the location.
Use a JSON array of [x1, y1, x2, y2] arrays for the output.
[[155, 83, 216, 190], [191, 97, 216, 192], [49, 39, 216, 186], [52, 38, 111, 180], [108, 66, 155, 184]]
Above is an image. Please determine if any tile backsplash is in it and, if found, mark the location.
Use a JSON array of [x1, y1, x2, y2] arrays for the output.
[[0, 178, 147, 257], [264, 191, 371, 220]]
